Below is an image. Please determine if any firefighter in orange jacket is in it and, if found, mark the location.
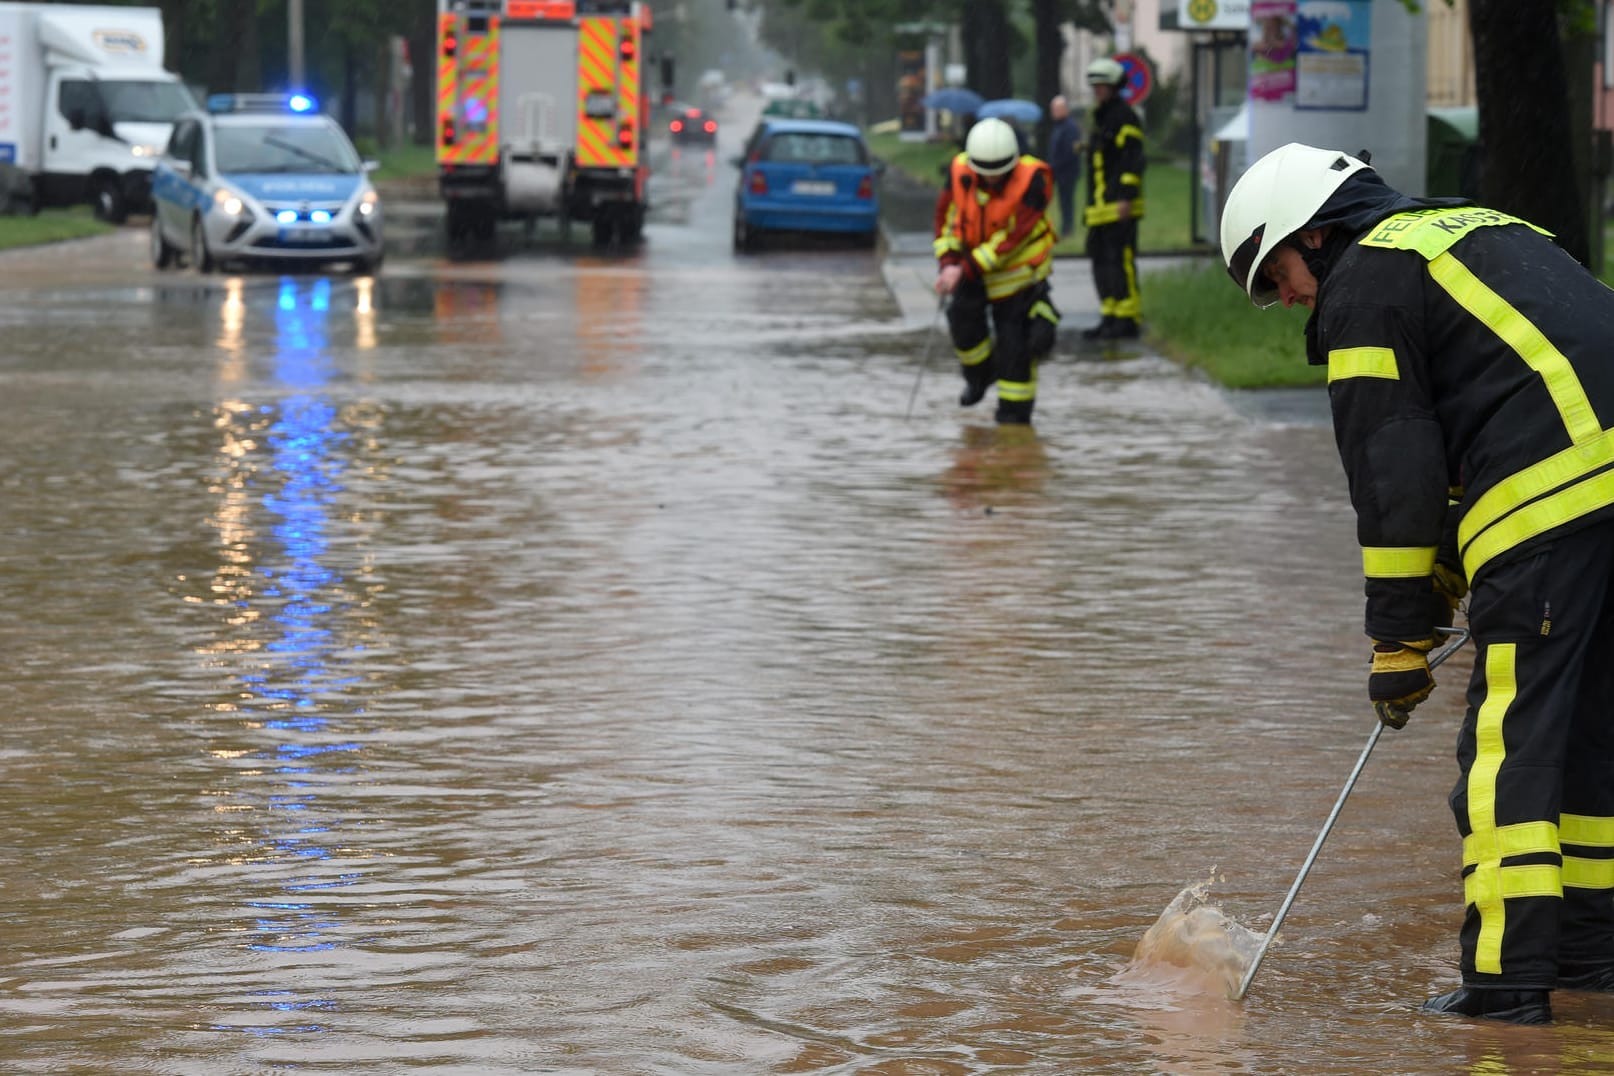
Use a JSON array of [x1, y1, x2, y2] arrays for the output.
[[933, 117, 1061, 425]]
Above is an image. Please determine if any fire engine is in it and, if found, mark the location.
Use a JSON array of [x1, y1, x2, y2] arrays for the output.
[[435, 0, 652, 245]]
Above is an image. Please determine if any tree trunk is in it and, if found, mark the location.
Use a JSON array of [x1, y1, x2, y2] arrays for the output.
[[209, 0, 260, 94], [1032, 0, 1064, 154], [408, 11, 437, 147], [961, 0, 1012, 102], [1469, 0, 1589, 265]]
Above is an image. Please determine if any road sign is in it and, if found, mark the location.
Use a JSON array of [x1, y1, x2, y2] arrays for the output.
[[1113, 52, 1153, 106]]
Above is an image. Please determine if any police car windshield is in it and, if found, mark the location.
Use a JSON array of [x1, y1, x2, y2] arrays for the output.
[[99, 80, 197, 124], [213, 123, 360, 175]]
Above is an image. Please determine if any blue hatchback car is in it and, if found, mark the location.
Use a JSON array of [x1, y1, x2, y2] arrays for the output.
[[733, 119, 881, 252]]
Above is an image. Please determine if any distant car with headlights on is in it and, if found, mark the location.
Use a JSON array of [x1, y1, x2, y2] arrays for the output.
[[669, 105, 718, 147], [732, 119, 880, 252], [149, 93, 384, 274]]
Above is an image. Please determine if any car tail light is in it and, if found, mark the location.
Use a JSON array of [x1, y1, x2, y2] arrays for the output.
[[857, 175, 873, 199], [617, 123, 634, 148], [670, 119, 683, 132], [703, 120, 717, 134], [749, 171, 768, 195]]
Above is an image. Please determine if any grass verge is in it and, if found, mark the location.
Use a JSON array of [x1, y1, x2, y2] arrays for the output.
[[355, 140, 438, 183], [1143, 259, 1322, 388], [0, 207, 115, 251]]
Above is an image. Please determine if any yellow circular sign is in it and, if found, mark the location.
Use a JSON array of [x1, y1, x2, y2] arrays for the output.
[[1187, 0, 1218, 23]]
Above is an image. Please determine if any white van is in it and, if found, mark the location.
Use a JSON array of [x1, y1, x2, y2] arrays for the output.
[[0, 3, 196, 220]]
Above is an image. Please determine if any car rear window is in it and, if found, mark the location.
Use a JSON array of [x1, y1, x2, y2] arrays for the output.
[[761, 133, 866, 166]]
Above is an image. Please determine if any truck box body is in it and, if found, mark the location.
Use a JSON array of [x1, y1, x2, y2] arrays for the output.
[[0, 3, 193, 217]]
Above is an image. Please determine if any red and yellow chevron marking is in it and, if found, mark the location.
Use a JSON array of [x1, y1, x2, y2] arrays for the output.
[[437, 15, 501, 165], [435, 12, 458, 163], [616, 18, 639, 167], [575, 16, 629, 169]]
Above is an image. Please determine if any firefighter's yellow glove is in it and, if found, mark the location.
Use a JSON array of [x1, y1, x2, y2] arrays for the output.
[[1369, 638, 1437, 730]]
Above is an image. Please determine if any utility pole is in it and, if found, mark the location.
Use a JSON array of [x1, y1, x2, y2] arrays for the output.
[[289, 0, 306, 89]]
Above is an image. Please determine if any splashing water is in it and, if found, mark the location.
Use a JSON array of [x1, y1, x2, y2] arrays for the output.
[[1116, 873, 1265, 999]]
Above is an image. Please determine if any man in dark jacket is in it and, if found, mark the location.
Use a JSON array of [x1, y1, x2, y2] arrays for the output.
[[1082, 57, 1145, 340], [1222, 142, 1614, 1026], [1045, 94, 1082, 237]]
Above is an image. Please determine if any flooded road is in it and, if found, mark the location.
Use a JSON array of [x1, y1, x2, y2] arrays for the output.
[[5, 131, 1614, 1074]]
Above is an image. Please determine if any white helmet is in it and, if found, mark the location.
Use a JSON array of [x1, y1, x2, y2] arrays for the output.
[[1220, 142, 1372, 307], [1087, 57, 1125, 86], [965, 117, 1020, 177]]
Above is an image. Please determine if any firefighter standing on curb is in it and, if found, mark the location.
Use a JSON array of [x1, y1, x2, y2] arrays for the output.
[[1082, 56, 1145, 340], [1221, 142, 1614, 1026], [932, 116, 1060, 425]]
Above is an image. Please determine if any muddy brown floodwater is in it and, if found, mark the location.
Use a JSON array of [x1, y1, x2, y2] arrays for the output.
[[3, 212, 1614, 1074]]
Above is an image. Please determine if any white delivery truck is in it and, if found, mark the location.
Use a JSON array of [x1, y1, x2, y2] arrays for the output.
[[0, 3, 196, 220]]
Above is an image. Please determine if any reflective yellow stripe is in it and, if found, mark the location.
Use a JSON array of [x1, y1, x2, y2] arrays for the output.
[[1362, 545, 1437, 579], [1083, 198, 1148, 227], [934, 235, 964, 257], [1428, 252, 1601, 445], [1468, 643, 1516, 975], [1327, 346, 1399, 383], [1459, 429, 1614, 561], [982, 255, 1053, 301], [955, 339, 992, 366], [1463, 464, 1614, 579], [1030, 300, 1057, 323], [997, 375, 1037, 402], [1463, 820, 1559, 866], [1359, 206, 1549, 259], [1114, 245, 1140, 319], [1119, 172, 1141, 186], [1465, 863, 1564, 906], [1116, 124, 1143, 144], [1564, 856, 1614, 890], [1562, 814, 1614, 847]]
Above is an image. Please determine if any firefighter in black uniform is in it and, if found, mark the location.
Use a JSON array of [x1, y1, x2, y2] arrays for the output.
[[1221, 142, 1614, 1025], [1082, 56, 1145, 340]]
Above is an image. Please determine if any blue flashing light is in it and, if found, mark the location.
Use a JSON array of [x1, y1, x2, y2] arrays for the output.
[[309, 210, 332, 224], [207, 93, 322, 115], [276, 209, 298, 224]]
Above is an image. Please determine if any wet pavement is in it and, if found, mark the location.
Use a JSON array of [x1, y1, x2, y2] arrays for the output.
[[3, 98, 1613, 1075]]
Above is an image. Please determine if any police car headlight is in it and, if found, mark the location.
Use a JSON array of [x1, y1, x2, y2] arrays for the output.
[[131, 144, 162, 158], [213, 189, 245, 217], [358, 189, 379, 217]]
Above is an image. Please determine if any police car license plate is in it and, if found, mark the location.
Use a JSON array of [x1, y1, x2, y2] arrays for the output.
[[791, 180, 836, 196], [279, 226, 325, 244]]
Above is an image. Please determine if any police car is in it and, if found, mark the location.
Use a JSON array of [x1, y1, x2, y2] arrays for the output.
[[150, 94, 384, 273]]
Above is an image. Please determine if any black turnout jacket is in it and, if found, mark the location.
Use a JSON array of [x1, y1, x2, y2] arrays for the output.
[[1311, 194, 1614, 642]]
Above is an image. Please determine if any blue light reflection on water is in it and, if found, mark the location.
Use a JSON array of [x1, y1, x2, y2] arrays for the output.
[[213, 276, 368, 1034]]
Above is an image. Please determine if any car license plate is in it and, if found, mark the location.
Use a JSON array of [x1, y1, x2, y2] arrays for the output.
[[279, 226, 325, 244], [790, 180, 836, 196]]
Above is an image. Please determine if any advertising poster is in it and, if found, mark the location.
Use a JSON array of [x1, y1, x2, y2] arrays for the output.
[[1249, 1, 1298, 103], [1296, 0, 1371, 110]]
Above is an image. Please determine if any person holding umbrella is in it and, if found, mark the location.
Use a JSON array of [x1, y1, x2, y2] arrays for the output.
[[1082, 57, 1146, 340]]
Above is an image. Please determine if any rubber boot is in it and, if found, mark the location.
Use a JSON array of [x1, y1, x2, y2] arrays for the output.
[[959, 370, 993, 407], [1421, 986, 1552, 1024], [1102, 317, 1141, 340], [1081, 316, 1112, 340], [994, 398, 1034, 425], [1558, 961, 1614, 991]]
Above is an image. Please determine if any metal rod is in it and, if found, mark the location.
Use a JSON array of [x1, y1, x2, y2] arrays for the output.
[[903, 294, 948, 421], [1234, 627, 1471, 1000]]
